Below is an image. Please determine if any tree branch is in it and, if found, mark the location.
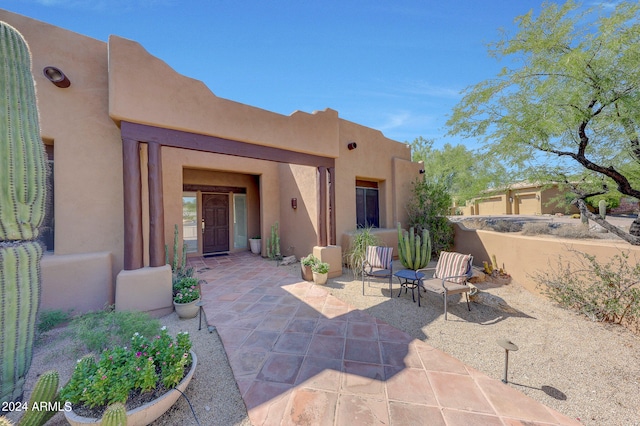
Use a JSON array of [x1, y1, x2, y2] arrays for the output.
[[574, 199, 640, 245]]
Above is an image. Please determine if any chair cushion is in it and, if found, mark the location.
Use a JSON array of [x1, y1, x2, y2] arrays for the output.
[[365, 246, 393, 269], [434, 252, 471, 284]]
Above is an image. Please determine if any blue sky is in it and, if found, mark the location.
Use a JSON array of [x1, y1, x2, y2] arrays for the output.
[[1, 1, 618, 148]]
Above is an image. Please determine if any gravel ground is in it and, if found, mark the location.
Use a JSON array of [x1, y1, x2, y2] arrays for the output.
[[7, 259, 640, 426]]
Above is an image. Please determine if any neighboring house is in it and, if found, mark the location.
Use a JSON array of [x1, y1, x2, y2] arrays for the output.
[[459, 182, 579, 216], [0, 10, 423, 315]]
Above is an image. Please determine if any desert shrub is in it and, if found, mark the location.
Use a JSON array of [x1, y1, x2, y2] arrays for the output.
[[554, 224, 594, 239], [459, 218, 491, 230], [406, 178, 453, 256], [70, 307, 161, 353], [344, 225, 381, 278], [521, 222, 553, 236], [533, 249, 640, 324], [37, 309, 73, 333], [489, 220, 522, 233]]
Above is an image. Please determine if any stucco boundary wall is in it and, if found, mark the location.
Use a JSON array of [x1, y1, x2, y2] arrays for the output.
[[452, 223, 640, 295], [40, 252, 113, 315]]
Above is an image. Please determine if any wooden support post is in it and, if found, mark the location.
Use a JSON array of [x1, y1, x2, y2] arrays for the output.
[[317, 166, 328, 247], [148, 142, 165, 267], [122, 138, 143, 270]]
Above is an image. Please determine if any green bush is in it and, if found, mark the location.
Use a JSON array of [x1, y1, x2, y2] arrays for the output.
[[37, 309, 73, 333], [533, 249, 640, 324], [406, 178, 454, 256], [69, 308, 161, 353], [343, 226, 381, 278]]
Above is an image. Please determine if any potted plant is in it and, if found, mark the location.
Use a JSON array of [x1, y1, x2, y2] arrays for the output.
[[172, 277, 201, 319], [62, 328, 197, 426], [311, 261, 330, 285], [249, 235, 261, 254], [300, 254, 318, 281]]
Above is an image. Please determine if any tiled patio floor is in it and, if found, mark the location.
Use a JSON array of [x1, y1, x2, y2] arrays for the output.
[[191, 252, 580, 426]]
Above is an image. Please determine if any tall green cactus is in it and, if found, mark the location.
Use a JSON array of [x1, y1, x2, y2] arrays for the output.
[[266, 222, 281, 260], [0, 22, 47, 405], [397, 223, 431, 270], [101, 403, 127, 426]]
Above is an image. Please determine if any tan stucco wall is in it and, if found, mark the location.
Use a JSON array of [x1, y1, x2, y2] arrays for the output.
[[1, 10, 125, 310], [278, 164, 318, 258], [453, 223, 640, 294]]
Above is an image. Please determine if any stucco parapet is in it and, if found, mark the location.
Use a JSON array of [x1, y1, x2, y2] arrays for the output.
[[108, 35, 339, 158]]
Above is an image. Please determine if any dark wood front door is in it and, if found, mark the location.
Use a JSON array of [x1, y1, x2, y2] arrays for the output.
[[202, 194, 229, 253]]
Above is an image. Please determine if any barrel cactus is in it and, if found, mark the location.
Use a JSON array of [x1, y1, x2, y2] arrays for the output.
[[0, 22, 47, 405], [397, 223, 431, 270], [101, 403, 127, 426]]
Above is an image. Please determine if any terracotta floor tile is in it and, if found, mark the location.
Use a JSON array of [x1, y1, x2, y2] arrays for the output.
[[428, 371, 495, 414], [342, 361, 386, 396], [380, 341, 423, 368], [295, 356, 342, 391], [315, 318, 347, 337], [244, 381, 292, 425], [284, 318, 318, 334], [240, 330, 280, 352], [389, 402, 446, 426], [416, 343, 470, 375], [385, 366, 438, 405], [335, 394, 389, 426], [344, 338, 381, 364], [256, 353, 305, 385], [282, 387, 338, 426], [228, 349, 268, 378], [377, 323, 413, 343], [273, 332, 312, 355], [442, 408, 504, 426], [347, 321, 379, 340], [308, 335, 345, 360], [256, 315, 291, 332]]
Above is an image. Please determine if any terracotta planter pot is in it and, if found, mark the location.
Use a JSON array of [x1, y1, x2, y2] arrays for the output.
[[312, 271, 328, 285], [65, 351, 197, 426], [301, 264, 313, 281], [173, 298, 200, 319]]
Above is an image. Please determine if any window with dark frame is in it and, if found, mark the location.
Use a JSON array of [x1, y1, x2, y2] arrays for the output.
[[356, 180, 379, 228], [40, 144, 54, 252]]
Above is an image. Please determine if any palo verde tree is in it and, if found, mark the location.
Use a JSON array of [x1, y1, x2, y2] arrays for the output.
[[447, 1, 640, 244], [410, 136, 507, 205]]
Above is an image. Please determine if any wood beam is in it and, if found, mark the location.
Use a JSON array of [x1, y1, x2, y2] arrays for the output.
[[148, 142, 165, 267], [122, 138, 143, 270]]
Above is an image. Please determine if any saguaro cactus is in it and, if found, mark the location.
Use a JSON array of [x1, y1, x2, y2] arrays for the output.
[[0, 22, 47, 404], [17, 370, 59, 426], [397, 223, 431, 270]]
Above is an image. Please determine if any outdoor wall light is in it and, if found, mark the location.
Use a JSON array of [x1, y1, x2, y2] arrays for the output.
[[536, 194, 541, 200], [291, 198, 297, 209], [419, 169, 425, 174], [509, 197, 514, 203], [347, 142, 357, 150], [43, 66, 71, 88]]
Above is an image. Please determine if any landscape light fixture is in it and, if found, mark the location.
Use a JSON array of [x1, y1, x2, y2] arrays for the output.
[[497, 339, 519, 383], [419, 169, 425, 174], [347, 141, 357, 150], [43, 66, 71, 88]]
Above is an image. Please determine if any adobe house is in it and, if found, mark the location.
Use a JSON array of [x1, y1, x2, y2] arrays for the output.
[[0, 9, 423, 316], [460, 183, 580, 216]]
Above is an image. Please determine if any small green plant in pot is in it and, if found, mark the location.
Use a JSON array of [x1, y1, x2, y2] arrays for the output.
[[311, 261, 330, 285], [173, 277, 201, 319], [300, 254, 318, 281]]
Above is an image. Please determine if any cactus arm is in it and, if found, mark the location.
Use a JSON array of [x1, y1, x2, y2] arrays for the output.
[[403, 230, 413, 269], [414, 234, 422, 269], [17, 370, 59, 426]]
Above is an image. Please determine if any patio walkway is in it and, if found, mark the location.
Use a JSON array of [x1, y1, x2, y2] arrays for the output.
[[191, 252, 580, 426]]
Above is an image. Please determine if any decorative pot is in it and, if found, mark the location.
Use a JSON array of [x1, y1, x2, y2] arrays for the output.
[[173, 298, 200, 319], [312, 271, 328, 285], [249, 238, 261, 254], [301, 264, 313, 281], [65, 350, 197, 426]]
